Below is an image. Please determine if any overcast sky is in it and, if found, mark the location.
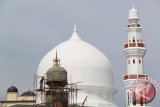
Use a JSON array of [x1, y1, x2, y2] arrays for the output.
[[0, 0, 160, 106]]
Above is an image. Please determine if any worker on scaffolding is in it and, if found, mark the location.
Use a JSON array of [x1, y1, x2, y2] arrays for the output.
[[39, 76, 44, 90]]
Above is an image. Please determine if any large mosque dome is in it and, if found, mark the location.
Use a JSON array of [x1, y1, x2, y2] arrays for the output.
[[37, 26, 117, 107], [37, 27, 113, 88]]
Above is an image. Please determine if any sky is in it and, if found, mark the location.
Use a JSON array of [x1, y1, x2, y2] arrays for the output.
[[0, 0, 160, 106]]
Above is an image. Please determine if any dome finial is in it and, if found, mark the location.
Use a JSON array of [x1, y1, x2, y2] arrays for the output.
[[132, 3, 135, 9], [70, 24, 81, 40], [53, 50, 60, 66], [74, 24, 77, 32], [55, 50, 58, 60]]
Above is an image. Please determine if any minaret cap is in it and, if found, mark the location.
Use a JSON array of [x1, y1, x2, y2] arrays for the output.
[[129, 4, 139, 19], [128, 4, 140, 23]]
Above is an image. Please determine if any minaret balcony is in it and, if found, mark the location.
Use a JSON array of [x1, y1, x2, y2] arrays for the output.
[[127, 24, 141, 28], [124, 43, 145, 48], [123, 74, 148, 80]]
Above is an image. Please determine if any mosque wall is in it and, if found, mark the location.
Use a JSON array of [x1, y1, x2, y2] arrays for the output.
[[6, 93, 18, 101]]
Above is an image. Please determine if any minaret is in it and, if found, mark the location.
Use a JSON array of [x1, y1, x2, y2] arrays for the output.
[[123, 6, 149, 107], [124, 5, 146, 75]]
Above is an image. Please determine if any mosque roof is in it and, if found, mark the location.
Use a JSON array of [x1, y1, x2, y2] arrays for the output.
[[21, 91, 35, 96]]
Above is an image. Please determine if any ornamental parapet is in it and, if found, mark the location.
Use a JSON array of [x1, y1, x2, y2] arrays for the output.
[[124, 43, 145, 48], [127, 24, 141, 28], [123, 74, 148, 80]]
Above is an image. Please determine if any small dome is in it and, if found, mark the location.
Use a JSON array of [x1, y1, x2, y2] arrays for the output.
[[46, 66, 67, 87], [47, 66, 67, 80], [7, 86, 18, 92], [21, 91, 35, 96]]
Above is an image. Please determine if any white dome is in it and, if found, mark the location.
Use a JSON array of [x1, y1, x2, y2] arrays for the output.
[[36, 27, 117, 106], [37, 30, 113, 88], [77, 92, 117, 107]]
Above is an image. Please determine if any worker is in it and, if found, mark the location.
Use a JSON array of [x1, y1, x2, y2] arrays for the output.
[[40, 77, 44, 90]]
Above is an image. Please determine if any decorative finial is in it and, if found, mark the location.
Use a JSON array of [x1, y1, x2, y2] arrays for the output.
[[53, 50, 60, 66], [132, 4, 135, 9], [56, 50, 58, 60], [70, 24, 81, 40], [74, 24, 77, 32]]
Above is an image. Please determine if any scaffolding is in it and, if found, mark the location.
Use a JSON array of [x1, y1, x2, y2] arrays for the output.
[[33, 75, 82, 107]]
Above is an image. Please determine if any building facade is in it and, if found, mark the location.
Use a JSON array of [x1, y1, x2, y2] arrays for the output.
[[0, 86, 35, 107]]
